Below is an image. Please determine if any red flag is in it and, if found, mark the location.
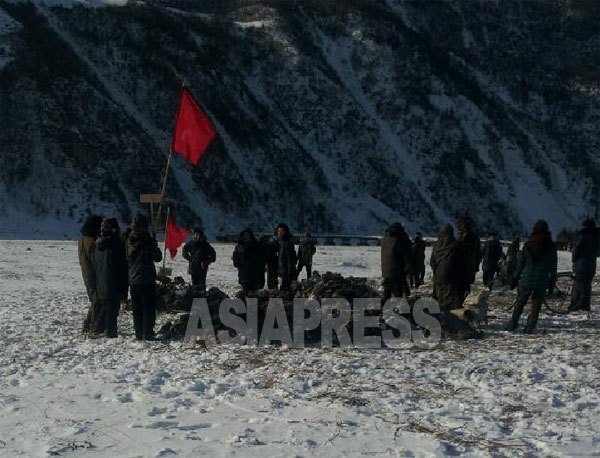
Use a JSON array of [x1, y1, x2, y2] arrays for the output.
[[165, 217, 189, 259], [171, 87, 217, 165]]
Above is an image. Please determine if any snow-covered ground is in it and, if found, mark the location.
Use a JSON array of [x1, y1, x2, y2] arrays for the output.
[[0, 241, 599, 457]]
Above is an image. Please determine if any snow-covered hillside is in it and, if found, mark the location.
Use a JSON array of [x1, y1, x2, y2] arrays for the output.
[[0, 241, 598, 456], [0, 0, 599, 238]]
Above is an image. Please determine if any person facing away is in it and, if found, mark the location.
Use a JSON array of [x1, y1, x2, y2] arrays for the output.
[[503, 239, 521, 286], [481, 233, 503, 288], [78, 214, 103, 334], [506, 219, 557, 334], [276, 223, 297, 291], [232, 228, 264, 293], [265, 231, 280, 289], [297, 233, 317, 280], [569, 218, 600, 312], [380, 222, 413, 300], [410, 233, 426, 288], [455, 216, 482, 300], [182, 228, 216, 291], [92, 218, 128, 338], [430, 224, 462, 310], [126, 214, 162, 340]]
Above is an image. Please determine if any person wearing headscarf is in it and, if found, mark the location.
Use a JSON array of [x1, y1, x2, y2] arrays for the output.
[[506, 220, 557, 333], [569, 218, 600, 312], [430, 224, 462, 310], [78, 214, 103, 334]]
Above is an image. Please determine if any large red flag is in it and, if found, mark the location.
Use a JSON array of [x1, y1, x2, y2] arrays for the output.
[[165, 217, 189, 259], [171, 87, 217, 165]]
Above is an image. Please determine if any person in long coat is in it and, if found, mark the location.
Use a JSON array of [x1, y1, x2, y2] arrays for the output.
[[127, 214, 162, 340], [481, 233, 503, 288], [381, 222, 413, 300], [92, 218, 128, 338], [569, 219, 600, 312], [276, 223, 297, 291], [506, 220, 557, 334], [430, 224, 462, 310], [233, 228, 264, 293], [455, 217, 482, 301], [78, 215, 102, 334], [410, 233, 426, 288]]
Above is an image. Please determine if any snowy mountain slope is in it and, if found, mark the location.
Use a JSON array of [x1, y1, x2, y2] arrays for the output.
[[0, 0, 598, 238]]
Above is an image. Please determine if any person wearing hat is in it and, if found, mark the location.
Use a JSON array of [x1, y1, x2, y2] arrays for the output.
[[78, 215, 103, 334], [183, 228, 216, 291], [126, 214, 162, 340], [569, 218, 600, 312], [506, 220, 557, 333]]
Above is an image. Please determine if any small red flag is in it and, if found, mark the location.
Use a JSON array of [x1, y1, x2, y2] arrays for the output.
[[165, 217, 189, 259], [171, 87, 217, 165]]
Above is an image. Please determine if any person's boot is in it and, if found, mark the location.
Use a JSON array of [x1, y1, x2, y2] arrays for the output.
[[505, 320, 518, 332]]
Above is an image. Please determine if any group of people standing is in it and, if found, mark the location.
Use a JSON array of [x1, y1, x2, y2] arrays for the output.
[[231, 224, 317, 293], [382, 217, 599, 334], [79, 214, 162, 340], [79, 211, 598, 338]]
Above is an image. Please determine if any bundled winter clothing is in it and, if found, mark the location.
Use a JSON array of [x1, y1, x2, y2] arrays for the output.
[[569, 220, 600, 311], [456, 217, 482, 299], [127, 215, 162, 340], [507, 220, 557, 333], [430, 224, 462, 310], [297, 234, 317, 280], [78, 215, 102, 333], [381, 222, 413, 299], [92, 219, 128, 337], [482, 236, 503, 287], [263, 235, 280, 289], [233, 228, 265, 292], [410, 235, 426, 288], [503, 239, 520, 285], [276, 224, 297, 291], [183, 231, 216, 290]]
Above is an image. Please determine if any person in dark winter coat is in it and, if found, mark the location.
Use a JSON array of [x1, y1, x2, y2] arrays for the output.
[[127, 214, 162, 340], [263, 232, 280, 290], [182, 229, 216, 291], [506, 220, 557, 334], [297, 233, 317, 280], [410, 233, 426, 288], [79, 215, 103, 334], [504, 239, 520, 285], [430, 224, 462, 310], [381, 222, 413, 300], [92, 218, 128, 338], [569, 219, 600, 312], [482, 233, 503, 288], [233, 228, 264, 293], [456, 217, 482, 300], [276, 223, 297, 291]]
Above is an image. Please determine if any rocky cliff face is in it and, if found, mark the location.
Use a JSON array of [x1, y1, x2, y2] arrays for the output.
[[0, 0, 598, 238]]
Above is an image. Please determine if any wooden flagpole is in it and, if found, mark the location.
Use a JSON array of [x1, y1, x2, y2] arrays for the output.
[[162, 205, 171, 271]]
